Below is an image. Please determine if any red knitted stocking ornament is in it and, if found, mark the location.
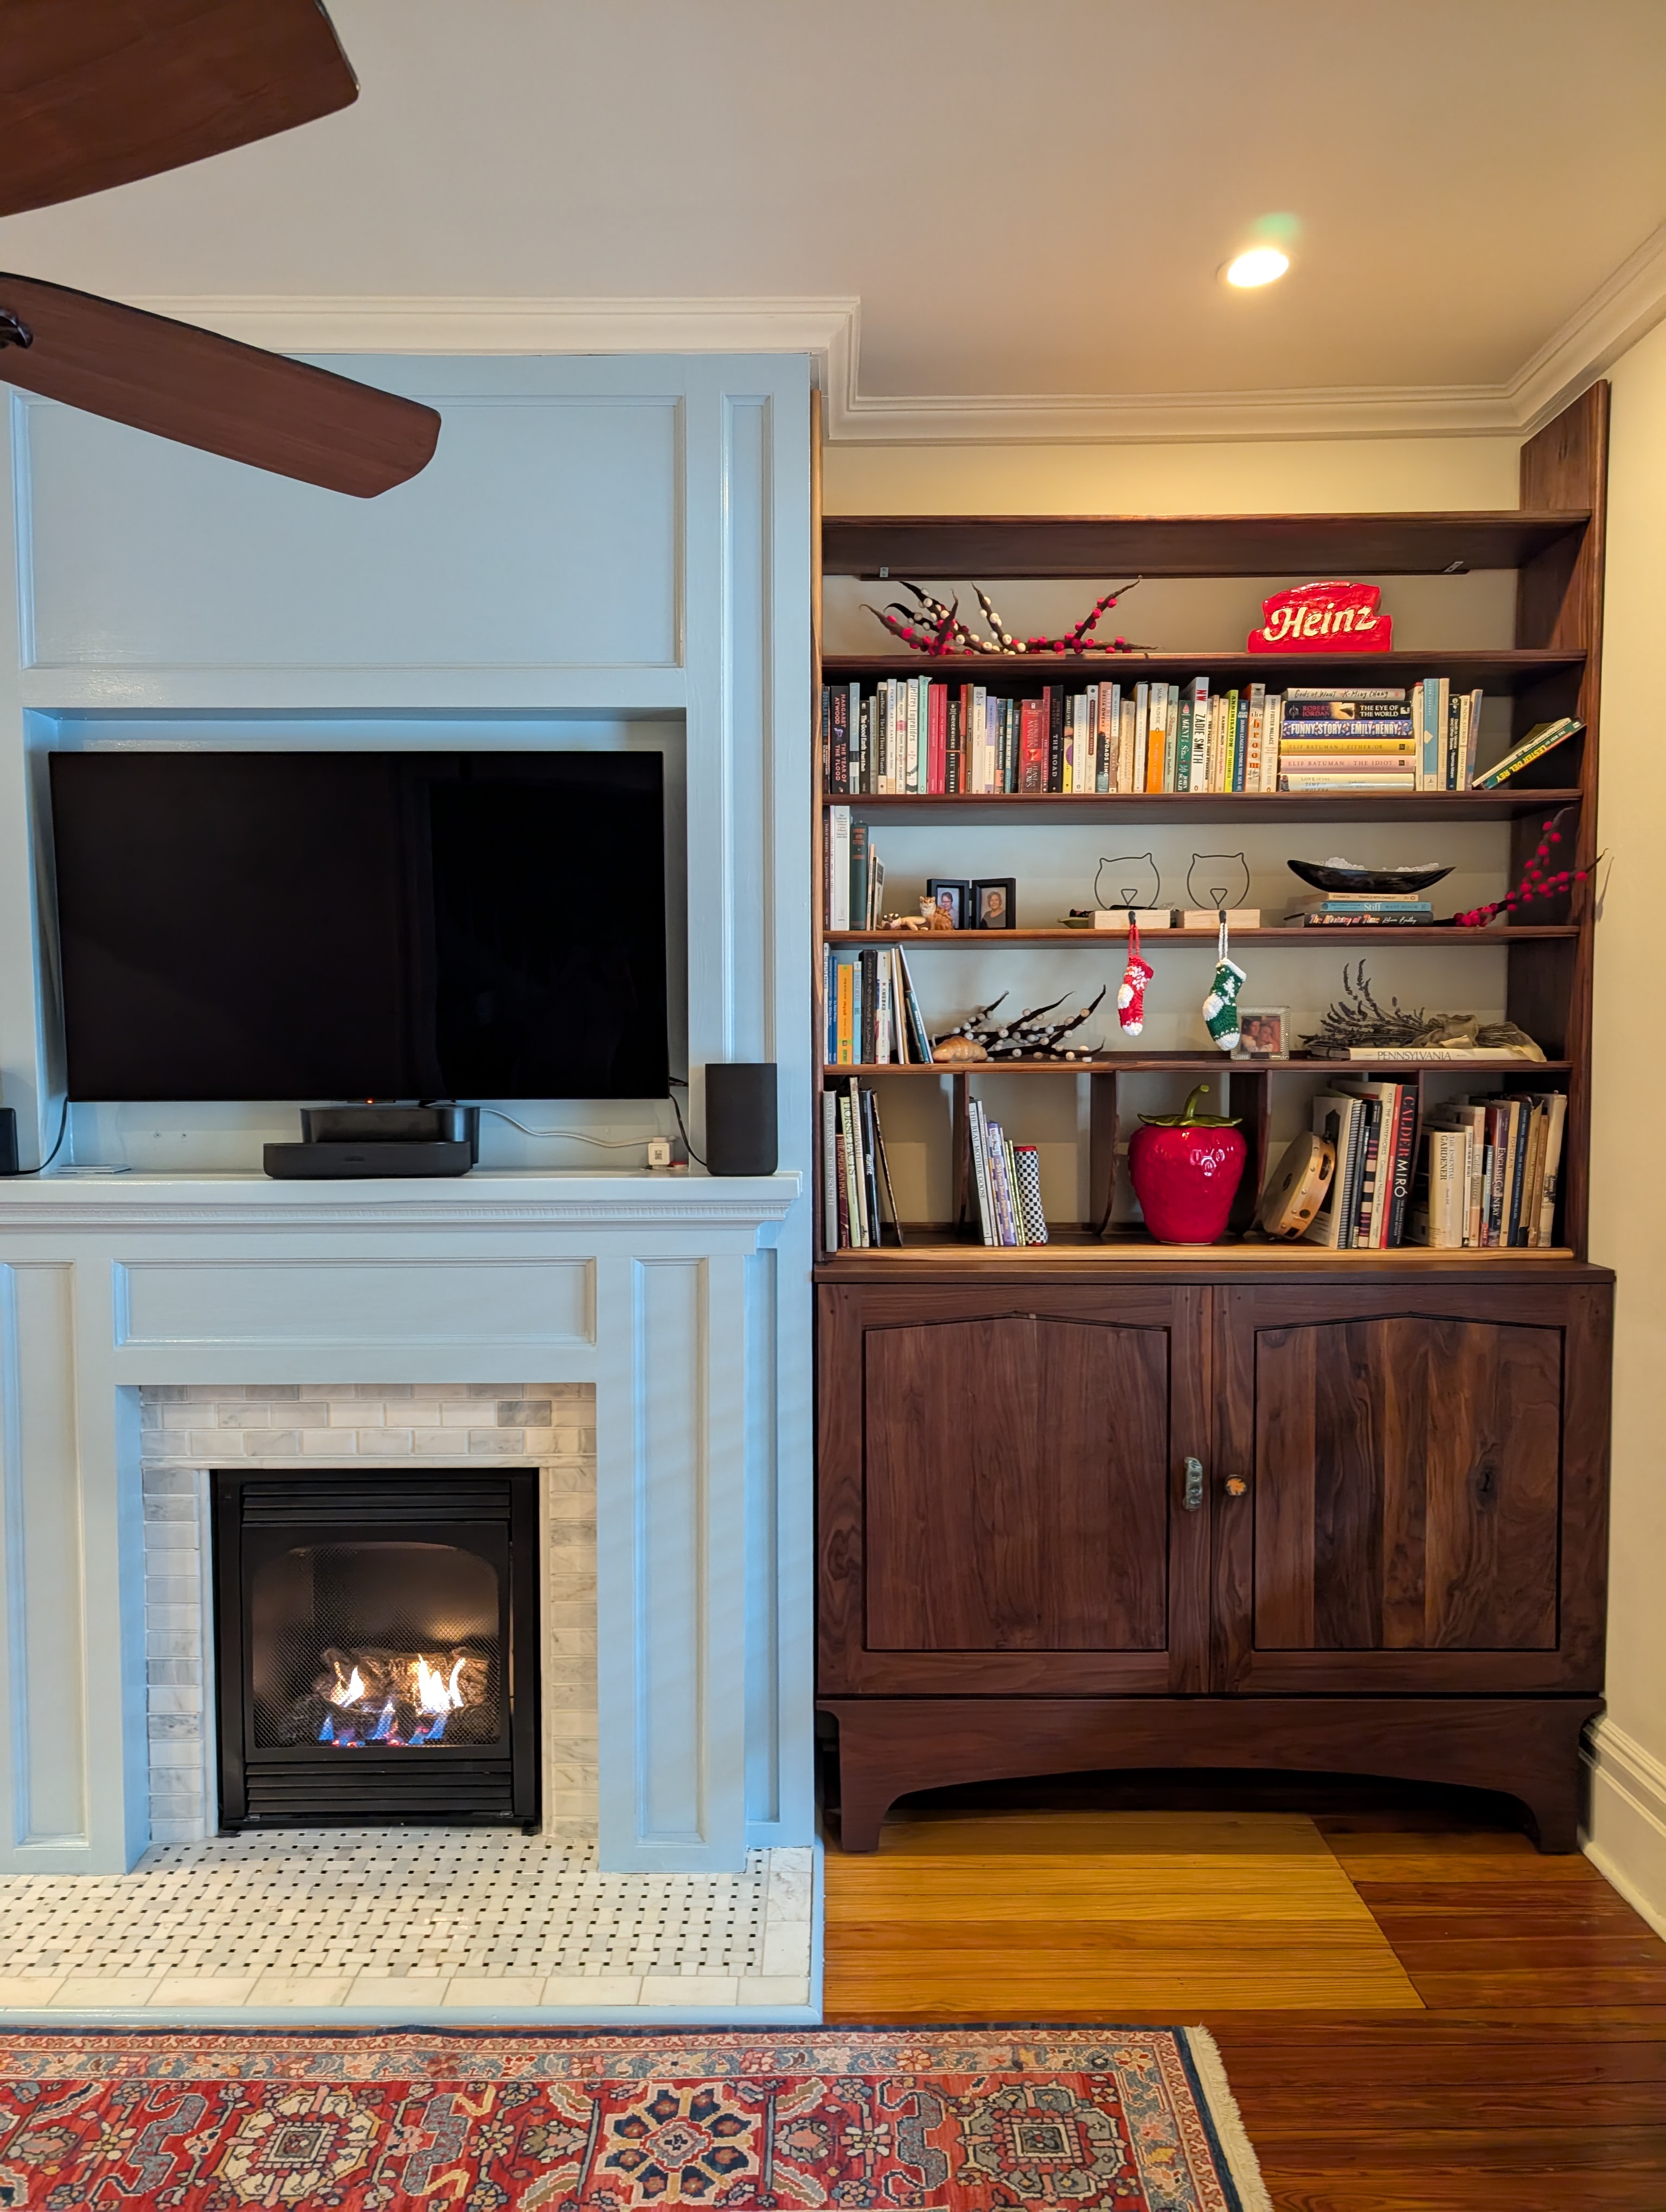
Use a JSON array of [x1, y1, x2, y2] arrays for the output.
[[1117, 918, 1155, 1037]]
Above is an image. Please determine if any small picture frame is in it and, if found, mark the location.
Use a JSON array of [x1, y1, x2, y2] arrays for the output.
[[1235, 1006, 1290, 1060], [971, 878, 1017, 931], [925, 878, 972, 930]]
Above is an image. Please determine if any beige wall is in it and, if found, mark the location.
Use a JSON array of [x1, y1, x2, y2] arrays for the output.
[[823, 436, 1520, 516], [1585, 319, 1666, 1933]]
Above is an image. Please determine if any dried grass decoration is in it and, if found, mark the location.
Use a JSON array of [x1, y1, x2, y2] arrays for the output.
[[932, 988, 1107, 1063]]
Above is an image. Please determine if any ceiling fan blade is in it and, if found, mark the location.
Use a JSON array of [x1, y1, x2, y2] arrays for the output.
[[0, 0, 357, 219], [0, 275, 439, 497]]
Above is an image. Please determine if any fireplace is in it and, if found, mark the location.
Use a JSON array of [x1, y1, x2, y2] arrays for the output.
[[211, 1470, 541, 1829]]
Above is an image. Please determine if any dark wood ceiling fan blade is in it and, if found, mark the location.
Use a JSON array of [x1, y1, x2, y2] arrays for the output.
[[0, 275, 439, 496], [0, 0, 357, 219]]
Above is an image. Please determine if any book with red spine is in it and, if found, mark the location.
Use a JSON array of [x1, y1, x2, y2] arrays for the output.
[[928, 681, 947, 794]]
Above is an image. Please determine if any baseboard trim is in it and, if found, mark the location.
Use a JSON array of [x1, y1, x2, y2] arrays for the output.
[[1581, 1716, 1666, 1940]]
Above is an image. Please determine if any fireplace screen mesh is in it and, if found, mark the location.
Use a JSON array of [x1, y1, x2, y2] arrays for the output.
[[249, 1540, 505, 1751]]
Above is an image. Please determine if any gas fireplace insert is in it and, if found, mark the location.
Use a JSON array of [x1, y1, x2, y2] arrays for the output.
[[211, 1470, 540, 1829]]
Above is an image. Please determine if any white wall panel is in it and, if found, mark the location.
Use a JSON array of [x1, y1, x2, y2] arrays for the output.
[[116, 1259, 594, 1349], [0, 1264, 86, 1844], [21, 383, 680, 672]]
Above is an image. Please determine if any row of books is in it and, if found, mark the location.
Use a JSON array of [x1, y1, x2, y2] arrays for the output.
[[821, 1079, 904, 1249], [965, 1098, 1049, 1245], [821, 679, 1577, 797], [824, 942, 933, 1065], [1411, 1091, 1567, 1249], [825, 810, 881, 932], [1306, 1081, 1565, 1249], [1286, 892, 1433, 928]]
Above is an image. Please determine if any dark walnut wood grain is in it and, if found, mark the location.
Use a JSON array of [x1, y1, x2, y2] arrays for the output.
[[0, 275, 440, 497], [819, 1696, 1599, 1854], [1212, 1278, 1610, 1696], [0, 0, 357, 218], [818, 1281, 1210, 1699], [865, 1314, 1169, 1653], [1251, 1314, 1561, 1653]]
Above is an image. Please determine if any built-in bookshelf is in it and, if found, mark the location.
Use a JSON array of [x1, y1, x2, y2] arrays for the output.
[[811, 403, 1602, 1266]]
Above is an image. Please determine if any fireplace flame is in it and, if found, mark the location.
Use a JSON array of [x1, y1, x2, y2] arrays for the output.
[[327, 1661, 368, 1707], [413, 1654, 468, 1714]]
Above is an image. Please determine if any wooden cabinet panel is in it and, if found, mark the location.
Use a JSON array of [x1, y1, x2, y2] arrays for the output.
[[818, 1280, 1209, 1696], [865, 1314, 1169, 1652], [1252, 1314, 1560, 1652], [1214, 1279, 1610, 1694]]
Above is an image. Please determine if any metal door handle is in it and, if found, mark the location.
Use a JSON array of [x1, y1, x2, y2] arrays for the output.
[[1183, 1457, 1204, 1512]]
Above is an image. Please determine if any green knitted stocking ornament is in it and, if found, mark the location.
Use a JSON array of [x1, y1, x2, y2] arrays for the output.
[[1202, 917, 1246, 1052]]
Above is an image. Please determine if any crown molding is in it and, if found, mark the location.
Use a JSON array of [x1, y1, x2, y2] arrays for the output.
[[1509, 219, 1666, 433], [128, 235, 1666, 446]]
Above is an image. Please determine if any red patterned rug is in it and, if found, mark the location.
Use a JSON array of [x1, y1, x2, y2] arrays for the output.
[[0, 2025, 1270, 2210]]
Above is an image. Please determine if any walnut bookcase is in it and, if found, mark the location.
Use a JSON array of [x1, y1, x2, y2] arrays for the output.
[[812, 385, 1613, 1850]]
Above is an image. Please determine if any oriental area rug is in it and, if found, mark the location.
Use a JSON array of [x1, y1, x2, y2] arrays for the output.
[[0, 2024, 1272, 2210]]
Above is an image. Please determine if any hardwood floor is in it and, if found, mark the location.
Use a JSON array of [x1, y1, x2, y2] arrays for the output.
[[822, 1806, 1666, 2210]]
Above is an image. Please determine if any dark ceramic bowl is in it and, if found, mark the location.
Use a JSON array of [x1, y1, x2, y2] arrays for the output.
[[1287, 859, 1453, 895]]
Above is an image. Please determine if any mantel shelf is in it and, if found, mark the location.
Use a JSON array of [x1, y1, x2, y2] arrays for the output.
[[823, 650, 1582, 695], [822, 511, 1590, 579], [821, 789, 1584, 824], [816, 1238, 1585, 1270], [826, 925, 1577, 947]]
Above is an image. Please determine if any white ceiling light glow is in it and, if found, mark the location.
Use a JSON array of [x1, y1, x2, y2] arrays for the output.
[[1223, 246, 1290, 288]]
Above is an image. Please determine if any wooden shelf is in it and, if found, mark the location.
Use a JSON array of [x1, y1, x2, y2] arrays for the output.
[[824, 648, 1582, 694], [822, 512, 1590, 580], [817, 1235, 1579, 1268], [824, 1058, 1574, 1077], [826, 925, 1575, 947], [819, 788, 1584, 825]]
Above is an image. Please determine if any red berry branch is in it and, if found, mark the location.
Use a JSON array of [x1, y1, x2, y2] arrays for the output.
[[1454, 809, 1591, 927]]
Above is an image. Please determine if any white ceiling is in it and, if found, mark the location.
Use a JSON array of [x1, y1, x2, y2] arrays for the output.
[[3, 0, 1664, 438]]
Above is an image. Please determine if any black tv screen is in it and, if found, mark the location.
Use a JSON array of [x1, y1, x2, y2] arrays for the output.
[[47, 750, 670, 1102]]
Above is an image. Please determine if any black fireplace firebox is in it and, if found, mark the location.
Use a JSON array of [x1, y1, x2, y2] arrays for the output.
[[212, 1470, 541, 1829]]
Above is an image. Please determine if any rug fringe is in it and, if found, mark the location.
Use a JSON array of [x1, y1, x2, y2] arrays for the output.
[[1182, 2027, 1274, 2212]]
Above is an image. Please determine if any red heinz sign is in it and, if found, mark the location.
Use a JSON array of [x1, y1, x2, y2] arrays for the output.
[[1247, 580, 1392, 654]]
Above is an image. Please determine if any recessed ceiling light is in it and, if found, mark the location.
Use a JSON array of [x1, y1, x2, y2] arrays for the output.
[[1223, 247, 1290, 288]]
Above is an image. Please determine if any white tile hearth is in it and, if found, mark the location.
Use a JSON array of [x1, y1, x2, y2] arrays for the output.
[[0, 1833, 815, 2020]]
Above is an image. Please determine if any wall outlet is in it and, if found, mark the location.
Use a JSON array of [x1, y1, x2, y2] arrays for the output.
[[646, 1137, 673, 1169]]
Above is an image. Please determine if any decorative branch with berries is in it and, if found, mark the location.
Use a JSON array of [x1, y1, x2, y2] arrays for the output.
[[863, 577, 1146, 657], [1453, 809, 1594, 927]]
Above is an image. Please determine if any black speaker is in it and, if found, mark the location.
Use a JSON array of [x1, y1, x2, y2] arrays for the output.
[[0, 1109, 16, 1176], [703, 1063, 777, 1176]]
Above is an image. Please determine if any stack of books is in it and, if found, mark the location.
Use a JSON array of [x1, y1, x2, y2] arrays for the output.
[[1286, 891, 1434, 928], [823, 942, 933, 1065], [821, 1077, 903, 1249], [1409, 1092, 1567, 1248], [966, 1098, 1048, 1245]]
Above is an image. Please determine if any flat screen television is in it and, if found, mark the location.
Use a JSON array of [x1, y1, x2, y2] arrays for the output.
[[47, 750, 670, 1103]]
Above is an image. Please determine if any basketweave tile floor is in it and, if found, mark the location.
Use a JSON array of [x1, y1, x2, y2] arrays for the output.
[[0, 1832, 815, 2020]]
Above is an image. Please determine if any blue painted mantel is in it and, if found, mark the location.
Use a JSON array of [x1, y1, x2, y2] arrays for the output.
[[0, 353, 815, 1874]]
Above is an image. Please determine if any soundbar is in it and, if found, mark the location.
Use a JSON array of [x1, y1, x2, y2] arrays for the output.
[[262, 1141, 473, 1180]]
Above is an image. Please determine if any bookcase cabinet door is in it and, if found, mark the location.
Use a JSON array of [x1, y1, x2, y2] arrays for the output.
[[817, 1282, 1209, 1696], [1212, 1281, 1611, 1694]]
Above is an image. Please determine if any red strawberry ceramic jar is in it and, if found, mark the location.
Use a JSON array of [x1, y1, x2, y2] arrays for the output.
[[1127, 1083, 1247, 1244]]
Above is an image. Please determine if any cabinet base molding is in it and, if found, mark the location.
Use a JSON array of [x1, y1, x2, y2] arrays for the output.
[[819, 1695, 1603, 1855]]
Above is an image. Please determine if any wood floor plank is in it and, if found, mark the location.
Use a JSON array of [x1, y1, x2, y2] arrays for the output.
[[822, 1807, 1666, 2209]]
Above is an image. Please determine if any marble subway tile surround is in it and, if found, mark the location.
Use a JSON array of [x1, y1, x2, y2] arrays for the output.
[[140, 1382, 597, 1845]]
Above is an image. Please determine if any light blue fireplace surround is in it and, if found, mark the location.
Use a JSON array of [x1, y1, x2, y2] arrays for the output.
[[0, 354, 814, 1875]]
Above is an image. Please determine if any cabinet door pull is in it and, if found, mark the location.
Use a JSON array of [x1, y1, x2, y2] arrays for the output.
[[1225, 1476, 1249, 1499], [1183, 1457, 1204, 1512]]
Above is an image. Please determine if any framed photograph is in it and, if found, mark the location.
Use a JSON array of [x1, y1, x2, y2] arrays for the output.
[[925, 878, 972, 930], [971, 878, 1017, 931], [1235, 1006, 1289, 1060]]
